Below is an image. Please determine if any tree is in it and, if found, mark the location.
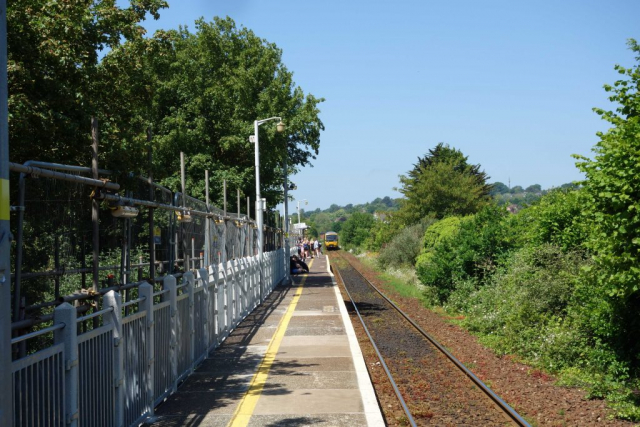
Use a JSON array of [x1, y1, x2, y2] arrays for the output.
[[309, 212, 333, 235], [490, 182, 510, 195], [574, 39, 640, 299], [340, 212, 375, 247], [407, 143, 491, 195], [397, 144, 492, 224], [128, 17, 325, 207], [8, 0, 168, 166], [573, 40, 640, 374], [525, 184, 542, 193]]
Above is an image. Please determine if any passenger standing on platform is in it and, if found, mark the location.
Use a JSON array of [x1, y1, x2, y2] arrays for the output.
[[303, 239, 311, 259], [313, 238, 320, 258]]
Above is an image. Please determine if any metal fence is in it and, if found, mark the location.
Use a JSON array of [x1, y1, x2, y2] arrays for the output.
[[8, 157, 289, 426], [10, 253, 286, 427]]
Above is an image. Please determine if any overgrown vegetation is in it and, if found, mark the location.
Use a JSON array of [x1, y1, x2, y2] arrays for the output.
[[340, 40, 640, 420]]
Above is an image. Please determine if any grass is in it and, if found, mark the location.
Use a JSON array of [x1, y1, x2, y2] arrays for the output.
[[358, 252, 426, 301]]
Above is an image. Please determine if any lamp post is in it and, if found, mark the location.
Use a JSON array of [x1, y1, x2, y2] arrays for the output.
[[283, 162, 291, 285], [253, 116, 285, 301], [297, 199, 308, 225]]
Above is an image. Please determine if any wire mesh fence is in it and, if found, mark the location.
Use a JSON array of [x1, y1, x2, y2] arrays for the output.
[[9, 159, 287, 357]]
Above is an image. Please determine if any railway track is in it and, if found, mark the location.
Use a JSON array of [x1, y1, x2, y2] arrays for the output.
[[330, 251, 529, 426]]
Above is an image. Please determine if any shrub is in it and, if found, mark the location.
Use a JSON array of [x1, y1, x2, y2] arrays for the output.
[[340, 212, 375, 247], [463, 244, 592, 371], [365, 218, 401, 251], [517, 188, 590, 251], [416, 205, 512, 301], [574, 39, 640, 299], [377, 218, 435, 268]]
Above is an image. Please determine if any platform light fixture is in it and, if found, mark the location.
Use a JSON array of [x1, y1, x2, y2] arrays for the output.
[[176, 210, 192, 223], [253, 116, 285, 301], [110, 205, 139, 218], [297, 199, 308, 225]]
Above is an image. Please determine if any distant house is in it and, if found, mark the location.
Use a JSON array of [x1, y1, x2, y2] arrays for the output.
[[506, 204, 520, 214], [373, 211, 389, 222], [335, 216, 347, 222]]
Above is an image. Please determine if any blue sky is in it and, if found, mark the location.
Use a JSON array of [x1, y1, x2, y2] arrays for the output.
[[127, 0, 640, 213]]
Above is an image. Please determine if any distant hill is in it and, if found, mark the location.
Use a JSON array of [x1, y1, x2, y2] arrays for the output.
[[314, 196, 401, 215], [304, 196, 401, 235], [304, 184, 579, 235], [490, 181, 579, 209]]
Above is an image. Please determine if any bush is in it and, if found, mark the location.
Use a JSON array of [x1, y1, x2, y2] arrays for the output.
[[365, 218, 401, 251], [340, 212, 375, 247], [462, 244, 591, 371], [517, 188, 590, 251], [377, 218, 435, 269], [416, 205, 512, 301], [415, 216, 464, 296]]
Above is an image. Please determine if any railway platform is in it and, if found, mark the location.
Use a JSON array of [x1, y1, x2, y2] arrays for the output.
[[148, 255, 385, 427]]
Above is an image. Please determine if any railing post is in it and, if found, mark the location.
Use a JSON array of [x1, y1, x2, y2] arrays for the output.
[[267, 252, 271, 294], [184, 271, 195, 371], [231, 259, 239, 325], [251, 255, 258, 309], [280, 248, 284, 282], [240, 259, 248, 317], [209, 264, 221, 348], [139, 282, 155, 419], [103, 291, 124, 427], [163, 275, 178, 392], [225, 260, 233, 333], [217, 263, 223, 342], [53, 303, 79, 427], [198, 268, 210, 350]]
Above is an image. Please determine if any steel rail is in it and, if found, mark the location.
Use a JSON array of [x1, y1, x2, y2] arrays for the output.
[[336, 252, 530, 427], [333, 264, 417, 427], [9, 162, 120, 190], [10, 322, 65, 345]]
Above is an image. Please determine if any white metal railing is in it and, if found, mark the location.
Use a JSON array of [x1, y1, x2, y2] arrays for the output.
[[10, 248, 287, 427]]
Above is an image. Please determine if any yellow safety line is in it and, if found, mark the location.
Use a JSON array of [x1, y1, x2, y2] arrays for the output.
[[0, 179, 9, 221], [227, 259, 314, 427]]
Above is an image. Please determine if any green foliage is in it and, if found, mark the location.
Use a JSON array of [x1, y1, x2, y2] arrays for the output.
[[10, 7, 324, 209], [363, 40, 640, 420], [308, 196, 400, 236], [376, 218, 435, 268], [142, 17, 324, 208], [414, 216, 463, 281], [8, 0, 168, 165], [422, 216, 463, 250], [574, 39, 640, 298], [340, 212, 375, 247], [365, 218, 400, 251], [519, 189, 591, 251], [489, 181, 510, 195], [416, 205, 512, 301], [397, 144, 491, 224], [491, 182, 547, 208]]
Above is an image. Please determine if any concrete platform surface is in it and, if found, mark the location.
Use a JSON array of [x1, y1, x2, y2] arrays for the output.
[[148, 254, 384, 427]]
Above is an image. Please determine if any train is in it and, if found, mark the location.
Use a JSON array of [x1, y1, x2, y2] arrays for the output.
[[324, 231, 339, 250]]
